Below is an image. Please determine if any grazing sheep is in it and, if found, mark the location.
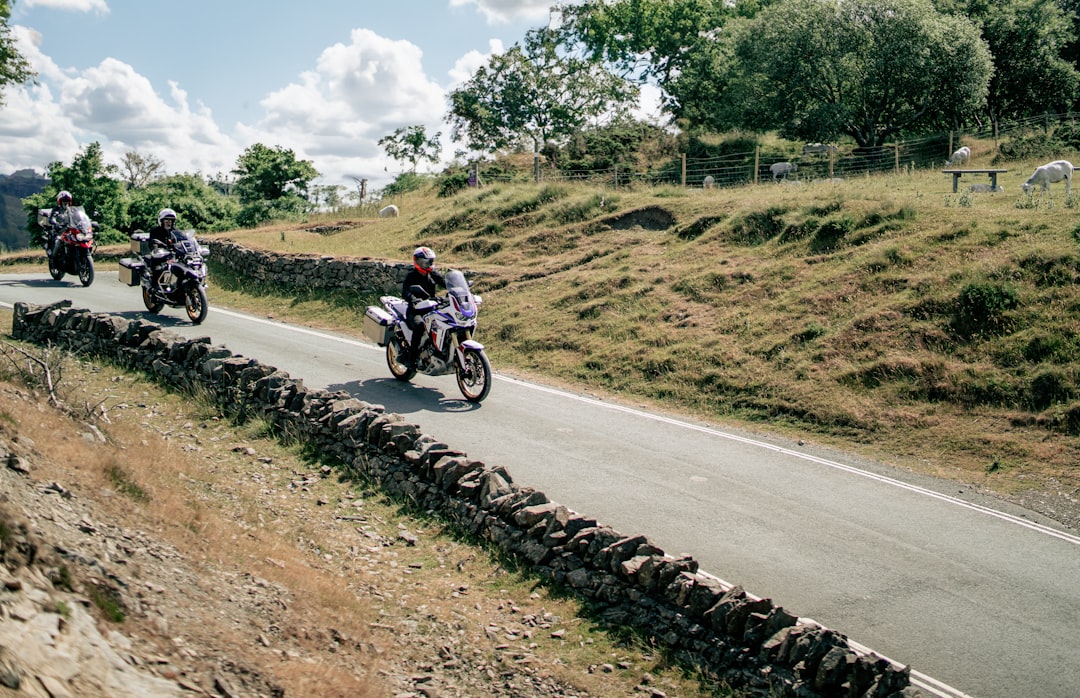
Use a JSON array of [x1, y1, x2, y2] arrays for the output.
[[378, 204, 400, 218], [770, 162, 797, 181], [969, 183, 1004, 193], [946, 146, 971, 167], [1021, 160, 1074, 195], [802, 143, 838, 156], [702, 175, 715, 189]]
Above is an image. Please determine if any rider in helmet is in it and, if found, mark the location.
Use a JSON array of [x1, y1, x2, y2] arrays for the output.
[[149, 208, 178, 249], [46, 191, 74, 257], [146, 208, 179, 285], [401, 246, 446, 367]]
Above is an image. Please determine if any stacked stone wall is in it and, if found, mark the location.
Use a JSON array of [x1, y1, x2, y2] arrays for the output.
[[11, 300, 917, 697]]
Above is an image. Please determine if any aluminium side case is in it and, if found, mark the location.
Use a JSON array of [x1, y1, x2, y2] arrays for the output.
[[363, 306, 394, 346]]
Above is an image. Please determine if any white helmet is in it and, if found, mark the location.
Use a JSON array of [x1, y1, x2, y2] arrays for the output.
[[413, 246, 436, 273], [157, 208, 177, 225]]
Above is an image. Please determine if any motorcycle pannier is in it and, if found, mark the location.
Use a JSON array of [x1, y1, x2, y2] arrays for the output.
[[363, 306, 393, 346], [118, 258, 145, 287]]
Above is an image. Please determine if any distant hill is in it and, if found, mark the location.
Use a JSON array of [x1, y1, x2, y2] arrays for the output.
[[0, 169, 48, 251]]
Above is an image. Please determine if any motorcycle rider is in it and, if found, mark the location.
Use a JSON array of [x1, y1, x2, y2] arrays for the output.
[[146, 208, 179, 289], [46, 191, 74, 257], [401, 246, 445, 367]]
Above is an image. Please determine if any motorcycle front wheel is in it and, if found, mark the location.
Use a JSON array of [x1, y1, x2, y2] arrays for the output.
[[142, 286, 164, 313], [185, 285, 208, 324], [47, 253, 64, 281], [386, 340, 417, 381], [456, 347, 492, 403], [77, 252, 94, 287]]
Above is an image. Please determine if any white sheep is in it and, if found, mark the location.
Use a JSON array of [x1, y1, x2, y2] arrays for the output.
[[1021, 160, 1074, 195], [802, 143, 838, 156], [770, 162, 797, 181], [968, 183, 1004, 193], [378, 204, 400, 218], [946, 146, 971, 167]]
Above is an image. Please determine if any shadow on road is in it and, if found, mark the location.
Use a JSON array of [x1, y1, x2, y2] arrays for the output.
[[327, 377, 482, 415]]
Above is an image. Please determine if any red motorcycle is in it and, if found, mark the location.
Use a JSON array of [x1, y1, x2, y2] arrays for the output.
[[38, 205, 97, 287]]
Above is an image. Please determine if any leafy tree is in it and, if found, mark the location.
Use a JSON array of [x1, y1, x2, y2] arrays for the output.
[[447, 27, 638, 153], [118, 151, 164, 189], [378, 125, 442, 173], [555, 0, 735, 129], [722, 0, 992, 147], [22, 142, 128, 244], [938, 0, 1079, 129], [231, 143, 318, 226], [125, 174, 240, 233], [232, 143, 318, 203], [0, 0, 34, 106]]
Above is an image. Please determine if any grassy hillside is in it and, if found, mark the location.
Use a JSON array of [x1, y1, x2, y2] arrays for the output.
[[201, 147, 1080, 528]]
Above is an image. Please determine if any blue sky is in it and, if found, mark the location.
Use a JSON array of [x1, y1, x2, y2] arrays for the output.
[[1, 0, 575, 192]]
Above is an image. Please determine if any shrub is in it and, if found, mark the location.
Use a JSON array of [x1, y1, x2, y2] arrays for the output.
[[950, 282, 1019, 339], [1027, 368, 1076, 410], [809, 216, 855, 253], [438, 172, 470, 198]]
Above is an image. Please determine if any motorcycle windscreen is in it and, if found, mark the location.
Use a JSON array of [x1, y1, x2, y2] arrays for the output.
[[168, 229, 201, 256], [67, 207, 94, 236], [444, 270, 477, 317]]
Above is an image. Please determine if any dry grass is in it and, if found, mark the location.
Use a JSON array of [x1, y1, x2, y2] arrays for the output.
[[0, 330, 720, 697]]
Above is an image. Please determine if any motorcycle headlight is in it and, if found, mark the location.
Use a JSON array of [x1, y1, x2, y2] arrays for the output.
[[76, 233, 90, 242]]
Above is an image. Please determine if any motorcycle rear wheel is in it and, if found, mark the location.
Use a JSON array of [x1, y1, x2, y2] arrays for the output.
[[456, 347, 492, 403], [142, 286, 164, 313], [47, 254, 64, 281], [185, 285, 208, 325], [77, 253, 94, 287], [386, 340, 417, 381]]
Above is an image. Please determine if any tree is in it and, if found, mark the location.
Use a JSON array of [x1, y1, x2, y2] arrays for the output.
[[447, 27, 638, 153], [939, 0, 1079, 129], [231, 144, 318, 226], [0, 0, 34, 106], [125, 174, 240, 233], [721, 0, 992, 147], [118, 151, 164, 189], [231, 143, 318, 203], [22, 142, 128, 244], [378, 125, 442, 173], [555, 0, 735, 129]]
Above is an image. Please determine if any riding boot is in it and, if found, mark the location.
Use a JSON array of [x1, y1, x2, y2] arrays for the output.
[[405, 329, 423, 368]]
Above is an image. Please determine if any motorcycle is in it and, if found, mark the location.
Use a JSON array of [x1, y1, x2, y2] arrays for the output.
[[120, 229, 210, 324], [37, 205, 97, 287], [363, 269, 492, 403]]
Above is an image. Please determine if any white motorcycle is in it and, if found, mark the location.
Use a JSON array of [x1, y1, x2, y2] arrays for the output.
[[364, 269, 492, 403]]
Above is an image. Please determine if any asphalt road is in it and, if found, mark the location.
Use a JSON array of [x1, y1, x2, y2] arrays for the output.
[[3, 270, 1079, 698]]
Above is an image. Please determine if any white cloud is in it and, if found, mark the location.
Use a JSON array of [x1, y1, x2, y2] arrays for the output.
[[448, 39, 504, 87], [21, 0, 109, 14], [448, 0, 554, 24], [238, 28, 449, 188], [1, 24, 238, 178]]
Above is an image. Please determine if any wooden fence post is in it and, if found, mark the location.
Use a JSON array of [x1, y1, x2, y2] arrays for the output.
[[681, 154, 687, 188], [754, 146, 760, 185]]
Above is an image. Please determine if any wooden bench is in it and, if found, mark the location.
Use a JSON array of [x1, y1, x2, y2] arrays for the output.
[[942, 168, 1008, 193]]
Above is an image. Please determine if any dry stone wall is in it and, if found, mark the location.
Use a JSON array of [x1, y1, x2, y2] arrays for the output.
[[205, 240, 409, 294], [12, 300, 920, 698]]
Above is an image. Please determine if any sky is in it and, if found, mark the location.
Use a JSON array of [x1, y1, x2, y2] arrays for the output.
[[1, 0, 622, 194]]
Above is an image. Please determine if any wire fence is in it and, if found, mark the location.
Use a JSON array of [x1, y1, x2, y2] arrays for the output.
[[470, 111, 1080, 190]]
